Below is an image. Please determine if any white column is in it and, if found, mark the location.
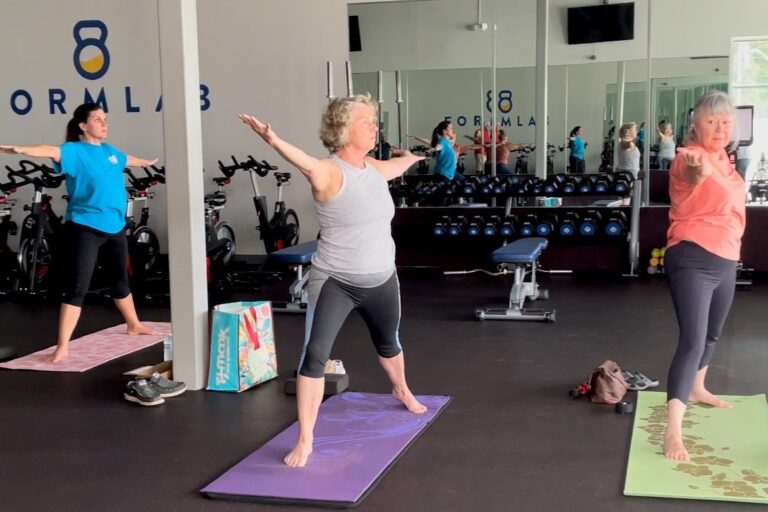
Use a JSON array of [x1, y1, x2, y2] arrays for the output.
[[642, 0, 653, 204], [534, 0, 549, 179], [613, 61, 626, 172], [563, 66, 569, 173], [157, 0, 209, 390]]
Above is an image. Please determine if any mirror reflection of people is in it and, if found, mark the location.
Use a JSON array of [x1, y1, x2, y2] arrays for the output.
[[637, 121, 646, 156], [374, 130, 392, 160], [484, 129, 528, 175], [656, 122, 677, 170], [735, 144, 751, 180], [238, 95, 427, 468], [410, 121, 478, 182], [617, 122, 640, 178], [0, 103, 160, 364], [568, 126, 585, 174], [663, 90, 745, 462]]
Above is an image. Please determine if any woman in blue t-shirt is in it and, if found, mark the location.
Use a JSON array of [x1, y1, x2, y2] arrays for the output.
[[568, 125, 586, 174], [1, 103, 159, 364]]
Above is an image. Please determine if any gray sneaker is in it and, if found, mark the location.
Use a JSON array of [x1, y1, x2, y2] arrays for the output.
[[124, 379, 164, 406], [146, 372, 187, 398]]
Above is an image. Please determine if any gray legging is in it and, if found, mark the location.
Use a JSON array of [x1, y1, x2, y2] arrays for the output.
[[665, 241, 737, 403], [298, 270, 403, 378]]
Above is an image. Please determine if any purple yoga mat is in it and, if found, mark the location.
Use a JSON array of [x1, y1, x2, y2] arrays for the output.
[[202, 392, 451, 507]]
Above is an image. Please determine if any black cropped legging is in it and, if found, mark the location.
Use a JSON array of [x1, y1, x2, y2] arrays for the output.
[[298, 271, 402, 378], [62, 222, 130, 307], [665, 241, 737, 403]]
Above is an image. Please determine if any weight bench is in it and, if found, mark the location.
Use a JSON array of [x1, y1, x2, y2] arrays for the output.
[[475, 237, 555, 322], [267, 240, 317, 313]]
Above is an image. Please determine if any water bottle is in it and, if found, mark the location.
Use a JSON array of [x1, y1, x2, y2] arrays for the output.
[[163, 334, 173, 361]]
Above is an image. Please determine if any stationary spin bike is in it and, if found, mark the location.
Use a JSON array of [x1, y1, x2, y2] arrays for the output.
[[219, 155, 299, 254], [8, 161, 64, 295]]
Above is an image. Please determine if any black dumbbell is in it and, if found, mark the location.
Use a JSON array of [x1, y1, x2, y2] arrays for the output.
[[604, 209, 628, 236], [519, 213, 538, 236], [558, 211, 580, 236], [499, 215, 517, 237], [484, 215, 501, 236], [578, 209, 603, 236], [536, 213, 557, 237], [467, 216, 484, 236], [433, 215, 451, 236]]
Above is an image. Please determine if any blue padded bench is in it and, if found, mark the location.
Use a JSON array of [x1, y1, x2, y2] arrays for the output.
[[267, 240, 317, 313], [475, 237, 555, 322]]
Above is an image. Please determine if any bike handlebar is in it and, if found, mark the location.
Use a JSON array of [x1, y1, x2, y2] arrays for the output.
[[218, 155, 278, 178], [4, 160, 63, 189], [124, 168, 158, 191]]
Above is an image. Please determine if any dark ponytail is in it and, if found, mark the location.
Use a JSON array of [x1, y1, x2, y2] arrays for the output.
[[569, 126, 581, 138], [430, 120, 451, 149], [65, 103, 101, 142]]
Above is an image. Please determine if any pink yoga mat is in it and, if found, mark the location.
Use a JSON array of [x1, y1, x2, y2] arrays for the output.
[[0, 322, 171, 372]]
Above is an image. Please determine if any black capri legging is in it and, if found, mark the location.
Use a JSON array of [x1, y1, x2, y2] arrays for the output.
[[569, 156, 585, 174], [665, 241, 737, 403], [298, 271, 402, 378], [62, 222, 130, 307]]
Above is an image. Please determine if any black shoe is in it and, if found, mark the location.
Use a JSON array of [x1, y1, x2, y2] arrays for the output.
[[124, 379, 165, 406], [146, 372, 187, 398]]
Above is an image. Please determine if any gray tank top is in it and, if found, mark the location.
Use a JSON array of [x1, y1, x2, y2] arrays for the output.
[[311, 155, 396, 287], [618, 145, 640, 177], [658, 137, 676, 160]]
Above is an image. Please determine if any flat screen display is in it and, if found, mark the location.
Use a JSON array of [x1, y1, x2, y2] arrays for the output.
[[567, 3, 635, 45]]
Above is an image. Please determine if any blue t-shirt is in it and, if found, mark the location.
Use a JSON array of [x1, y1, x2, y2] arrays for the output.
[[434, 137, 456, 180], [53, 141, 127, 234], [570, 135, 585, 160], [638, 128, 646, 143]]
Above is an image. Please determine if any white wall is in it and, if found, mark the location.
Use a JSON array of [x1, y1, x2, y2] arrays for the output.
[[350, 0, 768, 72], [0, 0, 348, 254]]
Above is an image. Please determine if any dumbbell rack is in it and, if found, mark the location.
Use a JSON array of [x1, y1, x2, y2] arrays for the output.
[[390, 173, 642, 273]]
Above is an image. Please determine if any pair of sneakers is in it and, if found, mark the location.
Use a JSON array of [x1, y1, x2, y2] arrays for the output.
[[623, 371, 660, 391], [124, 372, 187, 407]]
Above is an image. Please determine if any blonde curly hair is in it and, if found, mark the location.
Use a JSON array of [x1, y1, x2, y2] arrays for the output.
[[319, 94, 378, 153], [619, 122, 637, 141]]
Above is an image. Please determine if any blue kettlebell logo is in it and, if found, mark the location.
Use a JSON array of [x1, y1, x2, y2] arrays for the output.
[[73, 20, 110, 80]]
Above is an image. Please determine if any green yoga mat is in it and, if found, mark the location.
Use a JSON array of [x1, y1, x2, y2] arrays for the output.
[[625, 391, 768, 504]]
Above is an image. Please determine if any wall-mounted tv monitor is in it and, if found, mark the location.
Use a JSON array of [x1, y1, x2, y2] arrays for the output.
[[567, 2, 635, 45]]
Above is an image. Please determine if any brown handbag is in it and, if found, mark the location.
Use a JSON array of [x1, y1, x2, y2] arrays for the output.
[[588, 360, 628, 404]]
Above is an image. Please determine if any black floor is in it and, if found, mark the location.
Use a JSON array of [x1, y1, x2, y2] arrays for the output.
[[0, 271, 766, 512]]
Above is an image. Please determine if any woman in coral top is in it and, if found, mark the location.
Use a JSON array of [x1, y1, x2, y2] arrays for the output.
[[663, 90, 746, 462]]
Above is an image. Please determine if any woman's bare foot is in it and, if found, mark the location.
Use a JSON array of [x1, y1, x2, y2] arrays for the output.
[[393, 387, 427, 414], [126, 323, 160, 336], [664, 430, 690, 461], [49, 345, 69, 364], [689, 388, 732, 408], [284, 440, 313, 467]]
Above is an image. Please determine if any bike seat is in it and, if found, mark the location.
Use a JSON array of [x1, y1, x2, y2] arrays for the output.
[[274, 172, 292, 183]]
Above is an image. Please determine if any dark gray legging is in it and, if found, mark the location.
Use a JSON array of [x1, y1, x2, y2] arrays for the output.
[[298, 271, 402, 378], [665, 241, 737, 403]]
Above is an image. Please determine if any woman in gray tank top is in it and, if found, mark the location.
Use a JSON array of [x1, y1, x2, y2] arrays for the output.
[[617, 122, 640, 178], [656, 122, 676, 170], [239, 95, 426, 468]]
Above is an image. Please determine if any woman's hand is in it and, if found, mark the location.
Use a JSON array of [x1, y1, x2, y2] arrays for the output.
[[676, 147, 713, 178], [0, 145, 20, 154], [238, 114, 276, 145]]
